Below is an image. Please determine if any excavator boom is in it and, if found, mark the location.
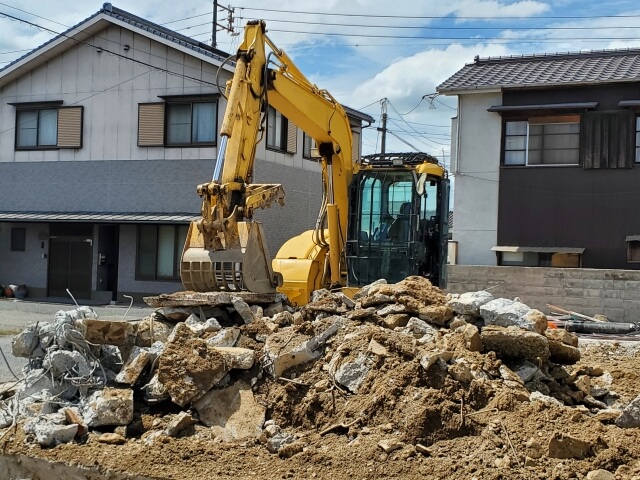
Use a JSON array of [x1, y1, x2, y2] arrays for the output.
[[180, 21, 285, 294]]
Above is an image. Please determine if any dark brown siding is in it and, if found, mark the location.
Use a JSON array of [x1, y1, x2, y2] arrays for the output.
[[498, 166, 640, 269], [502, 83, 640, 110], [580, 111, 635, 169]]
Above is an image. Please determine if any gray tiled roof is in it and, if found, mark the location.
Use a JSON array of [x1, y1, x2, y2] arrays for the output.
[[437, 48, 640, 93], [0, 211, 197, 223], [0, 3, 231, 74]]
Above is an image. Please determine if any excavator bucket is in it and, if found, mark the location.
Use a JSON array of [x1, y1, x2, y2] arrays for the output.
[[180, 220, 282, 294]]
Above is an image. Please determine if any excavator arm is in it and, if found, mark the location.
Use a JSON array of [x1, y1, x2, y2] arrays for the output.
[[181, 21, 285, 293]]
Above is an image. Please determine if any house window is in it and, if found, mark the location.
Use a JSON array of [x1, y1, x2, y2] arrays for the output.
[[14, 106, 83, 150], [166, 102, 217, 145], [267, 106, 288, 151], [10, 228, 26, 252], [17, 109, 57, 148], [635, 116, 640, 163], [504, 115, 580, 166], [136, 224, 189, 280], [303, 132, 315, 158]]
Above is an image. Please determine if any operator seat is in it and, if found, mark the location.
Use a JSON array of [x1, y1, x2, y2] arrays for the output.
[[387, 202, 412, 242]]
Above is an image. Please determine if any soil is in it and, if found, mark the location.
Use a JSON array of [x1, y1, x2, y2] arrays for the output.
[[1, 337, 639, 480]]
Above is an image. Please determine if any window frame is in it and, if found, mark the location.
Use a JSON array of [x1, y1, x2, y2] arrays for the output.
[[135, 224, 189, 281], [502, 115, 581, 167], [266, 106, 288, 152], [635, 116, 640, 164], [15, 108, 59, 151], [10, 227, 26, 252], [164, 100, 218, 148], [302, 132, 316, 159]]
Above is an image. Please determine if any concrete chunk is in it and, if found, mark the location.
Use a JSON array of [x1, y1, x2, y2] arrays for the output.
[[11, 325, 40, 358], [480, 325, 550, 363], [211, 347, 255, 370], [164, 412, 197, 437], [616, 394, 640, 428], [206, 328, 240, 348], [83, 388, 134, 427], [29, 423, 78, 447], [194, 381, 265, 441], [115, 346, 151, 385], [78, 318, 136, 347], [448, 290, 494, 316], [333, 353, 371, 393], [45, 350, 91, 378], [548, 338, 581, 365], [231, 295, 256, 324], [480, 299, 543, 332]]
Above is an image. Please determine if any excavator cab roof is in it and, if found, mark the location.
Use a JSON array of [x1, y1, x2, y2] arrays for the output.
[[359, 152, 447, 178]]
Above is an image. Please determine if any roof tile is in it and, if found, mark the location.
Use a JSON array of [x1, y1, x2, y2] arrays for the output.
[[437, 49, 640, 93]]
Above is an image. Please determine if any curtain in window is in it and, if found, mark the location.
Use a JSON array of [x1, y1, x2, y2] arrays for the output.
[[138, 226, 157, 278], [157, 225, 176, 278], [192, 102, 215, 143], [17, 111, 38, 147], [38, 109, 58, 146], [167, 104, 191, 144]]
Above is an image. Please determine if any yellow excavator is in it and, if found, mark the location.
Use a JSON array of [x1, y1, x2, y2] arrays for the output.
[[180, 20, 450, 306]]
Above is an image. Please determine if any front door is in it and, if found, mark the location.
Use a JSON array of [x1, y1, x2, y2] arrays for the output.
[[47, 223, 93, 299]]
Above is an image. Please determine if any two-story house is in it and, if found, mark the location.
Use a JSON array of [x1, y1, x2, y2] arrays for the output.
[[0, 3, 373, 302], [436, 49, 640, 321]]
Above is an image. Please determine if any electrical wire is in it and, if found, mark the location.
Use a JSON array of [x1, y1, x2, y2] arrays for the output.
[[238, 6, 640, 20]]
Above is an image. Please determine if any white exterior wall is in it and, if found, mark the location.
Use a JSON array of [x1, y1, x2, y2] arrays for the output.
[[453, 91, 502, 265], [0, 25, 224, 164]]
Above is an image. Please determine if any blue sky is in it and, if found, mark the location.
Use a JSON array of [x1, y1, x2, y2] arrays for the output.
[[2, 0, 640, 167]]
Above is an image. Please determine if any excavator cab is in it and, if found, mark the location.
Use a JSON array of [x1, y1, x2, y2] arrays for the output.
[[346, 153, 449, 287]]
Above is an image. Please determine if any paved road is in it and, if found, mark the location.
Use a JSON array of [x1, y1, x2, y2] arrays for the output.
[[0, 298, 156, 383]]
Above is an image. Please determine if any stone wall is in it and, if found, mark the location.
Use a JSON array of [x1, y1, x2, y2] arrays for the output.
[[447, 265, 640, 322]]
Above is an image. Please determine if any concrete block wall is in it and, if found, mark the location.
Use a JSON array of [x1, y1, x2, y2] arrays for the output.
[[447, 265, 640, 323]]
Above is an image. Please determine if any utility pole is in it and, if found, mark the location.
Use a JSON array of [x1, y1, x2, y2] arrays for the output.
[[212, 0, 218, 48], [211, 3, 235, 49], [377, 98, 388, 156]]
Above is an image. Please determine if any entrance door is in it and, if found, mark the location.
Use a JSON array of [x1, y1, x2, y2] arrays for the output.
[[97, 225, 119, 301], [47, 223, 93, 299]]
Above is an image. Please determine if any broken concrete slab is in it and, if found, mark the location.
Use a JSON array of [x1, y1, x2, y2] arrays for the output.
[[144, 291, 284, 308], [115, 346, 150, 385], [210, 347, 255, 370], [164, 412, 197, 437], [420, 350, 454, 370], [615, 394, 640, 428], [480, 299, 541, 332], [380, 313, 410, 329], [206, 328, 240, 348], [231, 295, 256, 324], [333, 353, 371, 393], [135, 314, 174, 347], [448, 290, 494, 317], [27, 422, 78, 447], [510, 360, 540, 384], [264, 319, 342, 377], [480, 325, 550, 363], [77, 318, 136, 347], [97, 432, 126, 445], [158, 324, 229, 407], [404, 318, 439, 338], [546, 329, 579, 348], [11, 324, 40, 358], [44, 350, 91, 378], [194, 381, 265, 441], [548, 338, 581, 365], [462, 324, 483, 352], [83, 388, 134, 427], [418, 305, 454, 326]]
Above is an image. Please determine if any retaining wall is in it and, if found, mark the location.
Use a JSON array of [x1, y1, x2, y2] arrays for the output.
[[447, 265, 640, 323]]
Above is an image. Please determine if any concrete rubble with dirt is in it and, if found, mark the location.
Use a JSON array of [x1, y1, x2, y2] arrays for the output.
[[0, 277, 639, 479]]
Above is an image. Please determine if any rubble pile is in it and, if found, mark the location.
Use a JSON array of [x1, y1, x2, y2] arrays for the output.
[[1, 277, 640, 478]]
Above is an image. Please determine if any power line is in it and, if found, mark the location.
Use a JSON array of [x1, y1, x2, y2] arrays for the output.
[[0, 11, 223, 88], [266, 28, 640, 41], [238, 15, 640, 31], [239, 6, 640, 20]]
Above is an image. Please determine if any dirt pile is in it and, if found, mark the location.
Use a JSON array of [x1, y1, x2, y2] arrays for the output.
[[1, 278, 640, 479]]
